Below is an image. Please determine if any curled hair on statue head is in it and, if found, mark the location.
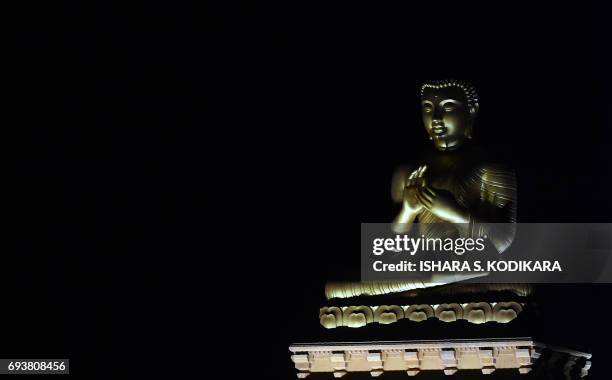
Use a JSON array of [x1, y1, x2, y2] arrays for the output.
[[421, 80, 479, 113]]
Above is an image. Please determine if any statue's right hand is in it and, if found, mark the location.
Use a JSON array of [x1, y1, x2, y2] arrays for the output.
[[403, 184, 423, 213], [402, 166, 427, 213], [391, 165, 413, 202]]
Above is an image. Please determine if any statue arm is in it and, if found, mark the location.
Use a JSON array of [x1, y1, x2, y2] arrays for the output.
[[392, 205, 418, 233]]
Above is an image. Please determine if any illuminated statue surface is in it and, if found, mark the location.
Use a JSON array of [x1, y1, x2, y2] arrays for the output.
[[392, 80, 516, 250], [292, 82, 592, 380], [328, 80, 517, 299]]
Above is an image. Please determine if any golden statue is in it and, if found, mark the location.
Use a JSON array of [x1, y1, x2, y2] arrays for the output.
[[327, 80, 517, 299], [292, 81, 591, 380], [392, 80, 516, 250]]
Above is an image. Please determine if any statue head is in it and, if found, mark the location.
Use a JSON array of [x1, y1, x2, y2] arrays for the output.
[[420, 80, 479, 151]]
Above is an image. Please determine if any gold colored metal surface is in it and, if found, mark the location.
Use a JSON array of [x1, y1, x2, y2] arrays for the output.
[[325, 274, 489, 299], [392, 80, 516, 252], [327, 80, 517, 299], [325, 281, 532, 300]]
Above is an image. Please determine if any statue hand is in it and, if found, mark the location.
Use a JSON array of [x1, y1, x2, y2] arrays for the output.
[[402, 166, 427, 214], [416, 183, 469, 224], [392, 166, 427, 233]]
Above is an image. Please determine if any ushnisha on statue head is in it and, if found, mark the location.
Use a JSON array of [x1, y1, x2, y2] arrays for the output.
[[420, 80, 479, 152]]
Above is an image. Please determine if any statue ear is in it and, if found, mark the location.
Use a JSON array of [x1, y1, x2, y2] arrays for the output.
[[466, 105, 477, 139]]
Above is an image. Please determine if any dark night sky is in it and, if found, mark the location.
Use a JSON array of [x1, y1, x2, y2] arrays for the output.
[[9, 1, 612, 378]]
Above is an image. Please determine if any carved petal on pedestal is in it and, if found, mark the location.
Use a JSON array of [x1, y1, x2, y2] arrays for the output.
[[435, 303, 463, 322], [464, 302, 493, 324], [466, 309, 486, 324], [408, 311, 427, 322], [346, 313, 367, 327], [405, 304, 434, 322], [374, 305, 404, 325], [343, 306, 374, 328], [495, 309, 518, 323], [492, 302, 522, 323], [438, 310, 457, 322], [319, 307, 343, 328]]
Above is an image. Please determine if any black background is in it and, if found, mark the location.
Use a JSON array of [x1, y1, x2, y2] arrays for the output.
[[10, 1, 612, 378]]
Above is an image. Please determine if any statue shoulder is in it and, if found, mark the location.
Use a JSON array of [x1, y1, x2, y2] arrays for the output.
[[470, 162, 517, 202], [472, 162, 516, 180]]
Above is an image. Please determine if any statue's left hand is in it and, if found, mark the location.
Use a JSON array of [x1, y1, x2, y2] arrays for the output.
[[415, 184, 470, 224]]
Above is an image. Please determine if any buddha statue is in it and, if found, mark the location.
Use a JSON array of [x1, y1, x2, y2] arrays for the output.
[[391, 79, 516, 250], [292, 81, 591, 380], [326, 80, 517, 299]]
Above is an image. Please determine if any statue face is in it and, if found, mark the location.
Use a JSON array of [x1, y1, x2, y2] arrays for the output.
[[421, 86, 476, 151]]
